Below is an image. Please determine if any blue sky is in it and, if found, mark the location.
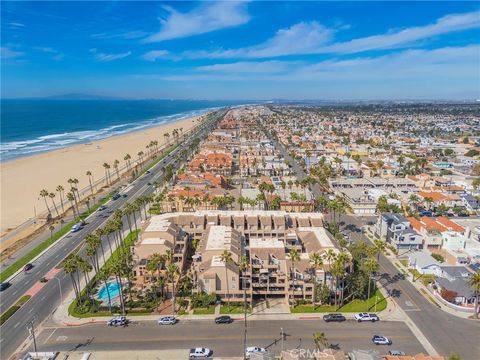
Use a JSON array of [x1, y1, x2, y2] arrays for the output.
[[1, 1, 479, 100]]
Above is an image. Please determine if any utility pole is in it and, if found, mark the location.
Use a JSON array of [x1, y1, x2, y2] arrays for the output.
[[280, 327, 284, 353], [26, 318, 37, 354], [243, 275, 247, 360]]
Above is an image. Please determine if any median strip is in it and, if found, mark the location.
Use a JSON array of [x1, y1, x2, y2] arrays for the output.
[[0, 195, 111, 283], [0, 295, 31, 326]]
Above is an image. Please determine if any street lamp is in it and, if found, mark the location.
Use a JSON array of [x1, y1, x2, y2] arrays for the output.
[[52, 276, 63, 304], [280, 327, 284, 353], [26, 318, 37, 354]]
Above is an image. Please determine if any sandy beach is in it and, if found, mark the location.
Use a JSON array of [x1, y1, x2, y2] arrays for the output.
[[0, 115, 200, 236]]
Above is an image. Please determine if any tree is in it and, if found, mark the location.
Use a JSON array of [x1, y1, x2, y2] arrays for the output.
[[166, 263, 180, 315], [56, 185, 65, 213], [309, 252, 324, 307], [97, 266, 113, 313], [472, 178, 480, 191], [373, 239, 387, 262], [468, 272, 480, 319], [48, 193, 59, 216], [220, 250, 234, 311], [313, 332, 328, 351], [63, 256, 80, 304], [324, 249, 337, 294], [86, 171, 94, 195], [49, 225, 55, 239], [103, 163, 111, 185], [287, 249, 301, 306], [362, 258, 380, 310], [39, 189, 51, 214]]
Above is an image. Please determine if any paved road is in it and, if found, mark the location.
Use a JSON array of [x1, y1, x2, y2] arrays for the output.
[[35, 319, 425, 357], [0, 111, 224, 359], [270, 137, 480, 359]]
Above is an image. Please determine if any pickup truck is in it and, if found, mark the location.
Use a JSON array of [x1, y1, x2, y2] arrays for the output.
[[354, 312, 379, 322], [189, 348, 211, 358]]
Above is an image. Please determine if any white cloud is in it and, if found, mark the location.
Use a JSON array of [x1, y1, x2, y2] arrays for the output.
[[141, 50, 170, 61], [190, 11, 480, 59], [1, 46, 24, 59], [143, 2, 250, 43], [92, 30, 148, 40], [164, 45, 479, 85], [327, 11, 480, 54], [90, 48, 132, 62], [197, 60, 293, 74]]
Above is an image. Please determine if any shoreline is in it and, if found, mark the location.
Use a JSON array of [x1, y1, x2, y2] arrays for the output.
[[1, 106, 221, 164], [0, 113, 205, 236]]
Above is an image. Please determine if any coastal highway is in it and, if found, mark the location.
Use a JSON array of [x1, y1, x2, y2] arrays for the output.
[[35, 319, 426, 357], [0, 111, 224, 359], [269, 135, 480, 359]]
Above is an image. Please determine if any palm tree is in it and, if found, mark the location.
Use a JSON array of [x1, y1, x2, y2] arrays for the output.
[[313, 332, 328, 351], [324, 249, 337, 294], [287, 249, 301, 307], [66, 192, 77, 218], [48, 192, 59, 216], [468, 272, 480, 319], [56, 185, 65, 213], [97, 266, 113, 313], [86, 171, 94, 195], [39, 189, 51, 213], [166, 263, 179, 315], [124, 154, 131, 170], [373, 239, 387, 262], [331, 260, 345, 309], [146, 253, 163, 311], [77, 257, 93, 305], [220, 250, 234, 312], [102, 163, 111, 185], [49, 225, 55, 239], [309, 252, 324, 307], [362, 258, 380, 311], [113, 159, 120, 179], [63, 256, 80, 304]]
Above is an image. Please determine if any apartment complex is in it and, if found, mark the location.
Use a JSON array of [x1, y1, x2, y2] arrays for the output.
[[131, 210, 346, 304]]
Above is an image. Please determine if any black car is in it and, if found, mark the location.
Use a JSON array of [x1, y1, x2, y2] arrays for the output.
[[323, 313, 346, 322], [0, 282, 11, 291], [112, 193, 121, 200], [214, 315, 233, 324]]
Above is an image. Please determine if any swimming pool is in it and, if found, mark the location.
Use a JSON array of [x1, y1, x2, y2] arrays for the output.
[[97, 281, 121, 301]]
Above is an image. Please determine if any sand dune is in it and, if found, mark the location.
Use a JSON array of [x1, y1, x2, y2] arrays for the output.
[[0, 116, 200, 235]]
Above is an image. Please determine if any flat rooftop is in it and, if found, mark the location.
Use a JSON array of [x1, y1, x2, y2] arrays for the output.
[[145, 218, 171, 232], [249, 237, 284, 249], [205, 225, 233, 251], [141, 237, 166, 245]]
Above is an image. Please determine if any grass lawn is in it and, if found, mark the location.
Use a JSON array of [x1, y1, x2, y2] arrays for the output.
[[193, 307, 215, 315], [0, 195, 112, 283], [68, 230, 140, 318], [219, 304, 249, 314], [291, 290, 387, 313], [0, 295, 31, 325]]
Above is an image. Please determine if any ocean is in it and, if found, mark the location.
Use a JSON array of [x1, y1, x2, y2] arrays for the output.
[[1, 99, 248, 162]]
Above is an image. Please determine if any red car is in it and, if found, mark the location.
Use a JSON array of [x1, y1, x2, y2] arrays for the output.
[[23, 263, 33, 272]]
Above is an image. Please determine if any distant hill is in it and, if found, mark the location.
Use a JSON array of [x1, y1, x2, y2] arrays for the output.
[[40, 93, 124, 100]]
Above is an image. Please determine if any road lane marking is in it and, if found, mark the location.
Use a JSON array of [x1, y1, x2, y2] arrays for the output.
[[43, 329, 57, 344]]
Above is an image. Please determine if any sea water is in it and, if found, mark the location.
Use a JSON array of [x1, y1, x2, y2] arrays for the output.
[[1, 99, 249, 162]]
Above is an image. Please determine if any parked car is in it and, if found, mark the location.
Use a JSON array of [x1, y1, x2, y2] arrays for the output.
[[245, 347, 266, 358], [214, 315, 233, 324], [23, 263, 33, 272], [158, 316, 177, 325], [0, 282, 11, 291], [372, 335, 392, 345], [419, 211, 433, 217], [112, 193, 121, 200], [354, 313, 379, 322], [389, 350, 406, 356], [98, 205, 107, 211], [189, 348, 212, 358], [107, 316, 128, 327], [323, 313, 346, 322], [70, 224, 81, 233]]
